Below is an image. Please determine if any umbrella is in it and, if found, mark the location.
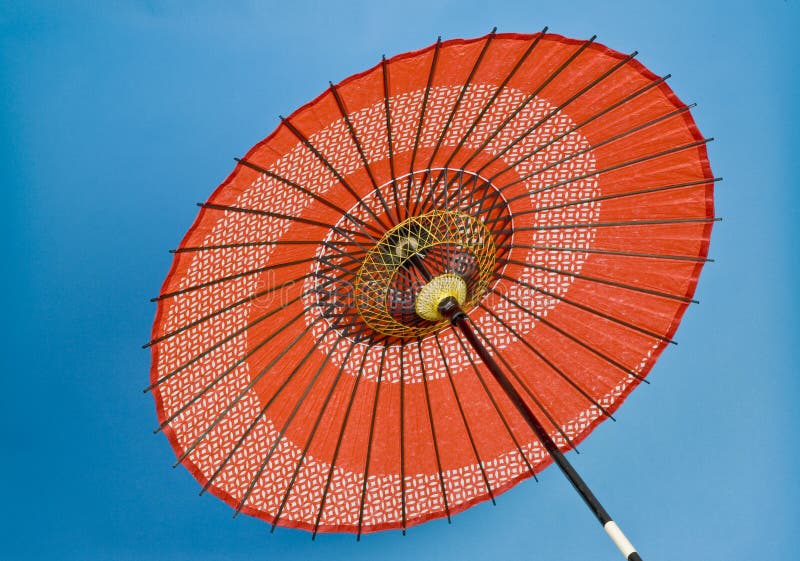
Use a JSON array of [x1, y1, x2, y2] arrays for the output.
[[147, 29, 716, 561]]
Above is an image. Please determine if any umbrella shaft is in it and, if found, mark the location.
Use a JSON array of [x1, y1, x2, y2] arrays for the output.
[[438, 296, 643, 561]]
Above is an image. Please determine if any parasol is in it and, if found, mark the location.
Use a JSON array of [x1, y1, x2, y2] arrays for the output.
[[146, 29, 716, 560]]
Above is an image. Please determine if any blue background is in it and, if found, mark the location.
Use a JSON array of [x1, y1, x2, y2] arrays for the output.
[[2, 1, 797, 559]]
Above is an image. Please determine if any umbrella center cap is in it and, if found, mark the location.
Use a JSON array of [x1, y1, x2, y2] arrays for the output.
[[414, 273, 467, 321]]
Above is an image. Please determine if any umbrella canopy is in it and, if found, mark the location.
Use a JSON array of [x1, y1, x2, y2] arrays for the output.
[[147, 29, 715, 549]]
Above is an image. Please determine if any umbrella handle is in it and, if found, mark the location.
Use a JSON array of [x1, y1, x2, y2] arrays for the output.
[[438, 296, 644, 561]]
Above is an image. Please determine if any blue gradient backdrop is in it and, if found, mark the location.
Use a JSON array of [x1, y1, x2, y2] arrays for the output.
[[2, 1, 797, 560]]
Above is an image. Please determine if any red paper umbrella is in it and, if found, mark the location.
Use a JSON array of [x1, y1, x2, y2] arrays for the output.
[[147, 29, 715, 560]]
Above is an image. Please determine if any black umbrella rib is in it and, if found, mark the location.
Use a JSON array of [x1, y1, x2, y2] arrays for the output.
[[433, 29, 547, 183], [399, 340, 408, 534], [497, 256, 694, 303], [280, 116, 392, 233], [483, 73, 671, 184], [234, 327, 347, 516], [235, 157, 383, 240], [355, 345, 388, 539], [488, 138, 714, 207], [154, 233, 361, 303], [425, 167, 456, 219], [501, 244, 712, 263], [197, 201, 372, 252], [476, 50, 638, 178], [199, 321, 364, 496], [170, 239, 358, 253], [490, 274, 675, 345], [412, 166, 443, 217], [312, 343, 380, 538], [433, 333, 496, 504], [381, 55, 403, 224], [440, 171, 502, 227], [198, 333, 326, 494], [458, 33, 596, 172], [427, 27, 496, 169], [487, 285, 647, 383], [456, 49, 629, 219], [466, 76, 675, 219], [271, 338, 360, 532], [406, 38, 442, 215], [417, 341, 452, 523], [176, 315, 336, 467], [155, 306, 319, 432], [487, 103, 696, 186], [451, 328, 537, 479], [232, 318, 371, 517], [412, 29, 497, 214], [494, 217, 720, 233], [145, 292, 307, 393], [327, 81, 396, 222], [518, 176, 721, 217], [151, 255, 345, 302], [467, 317, 579, 452], [144, 275, 311, 349], [478, 301, 615, 420]]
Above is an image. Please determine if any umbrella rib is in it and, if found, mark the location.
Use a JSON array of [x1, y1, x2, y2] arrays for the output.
[[417, 341, 452, 523], [489, 138, 714, 207], [355, 344, 388, 539], [490, 274, 675, 345], [434, 333, 496, 504], [413, 28, 497, 215], [412, 167, 442, 217], [442, 172, 506, 233], [271, 336, 359, 532], [487, 103, 696, 186], [143, 275, 311, 349], [488, 285, 647, 383], [478, 301, 616, 420], [494, 216, 720, 233], [145, 292, 308, 393], [312, 343, 380, 538], [327, 81, 397, 225], [199, 321, 371, 496], [280, 116, 392, 233], [406, 37, 442, 215], [154, 234, 361, 303], [437, 29, 548, 177], [155, 306, 320, 433], [197, 330, 326, 494], [170, 239, 359, 253], [467, 317, 579, 452], [178, 316, 336, 468], [501, 243, 712, 263], [496, 257, 699, 304], [235, 158, 383, 240], [517, 176, 722, 218], [476, 50, 639, 178], [230, 318, 373, 517], [426, 28, 496, 170], [459, 33, 596, 172], [197, 201, 373, 252], [462, 77, 674, 221], [381, 55, 403, 224], [399, 340, 408, 534], [480, 72, 672, 188], [451, 328, 537, 479], [234, 326, 346, 516], [151, 254, 346, 302]]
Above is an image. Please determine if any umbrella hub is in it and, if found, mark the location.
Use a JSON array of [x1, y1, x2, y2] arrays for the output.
[[354, 210, 497, 338]]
